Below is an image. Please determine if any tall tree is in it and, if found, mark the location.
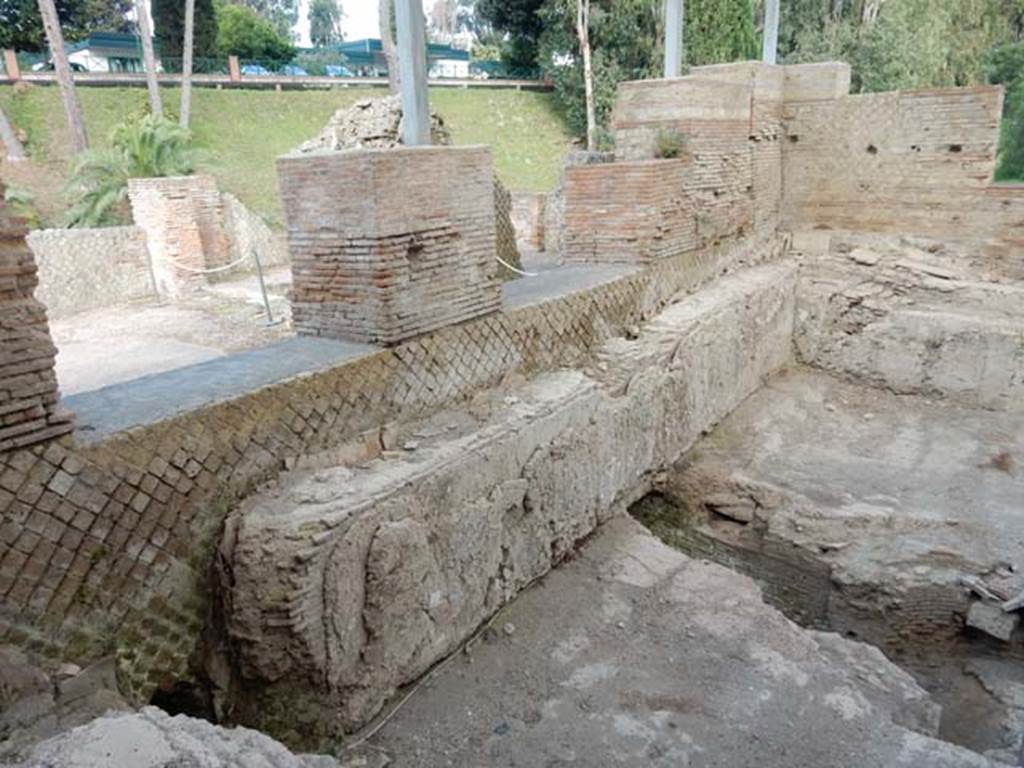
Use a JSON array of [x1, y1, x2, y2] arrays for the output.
[[1, 0, 133, 51], [152, 0, 217, 67], [538, 0, 661, 136], [180, 0, 194, 128], [216, 3, 296, 59], [380, 0, 400, 92], [230, 0, 299, 38], [136, 0, 162, 117], [684, 0, 757, 65], [476, 0, 545, 69], [576, 0, 596, 149], [37, 0, 88, 152], [309, 0, 342, 45], [0, 105, 27, 162]]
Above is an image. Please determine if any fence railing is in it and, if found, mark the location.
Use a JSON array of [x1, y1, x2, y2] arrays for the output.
[[0, 49, 547, 86]]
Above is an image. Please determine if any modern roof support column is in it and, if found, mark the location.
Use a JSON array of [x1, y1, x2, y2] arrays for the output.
[[395, 0, 430, 145], [663, 0, 684, 78], [762, 0, 780, 64]]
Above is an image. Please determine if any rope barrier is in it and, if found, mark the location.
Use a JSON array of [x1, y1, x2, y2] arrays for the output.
[[496, 254, 540, 277], [163, 249, 254, 274]]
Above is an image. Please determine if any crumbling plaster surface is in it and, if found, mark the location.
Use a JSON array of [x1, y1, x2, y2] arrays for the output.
[[793, 232, 1024, 410], [647, 368, 1024, 651], [219, 262, 797, 743], [8, 706, 338, 768], [351, 516, 999, 768]]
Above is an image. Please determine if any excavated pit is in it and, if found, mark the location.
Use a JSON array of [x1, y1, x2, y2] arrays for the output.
[[631, 368, 1024, 762]]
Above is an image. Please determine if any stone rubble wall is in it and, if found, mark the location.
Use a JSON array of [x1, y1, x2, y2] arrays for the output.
[[221, 261, 797, 745], [782, 85, 1024, 280], [279, 145, 502, 345], [0, 199, 73, 454], [26, 227, 154, 319]]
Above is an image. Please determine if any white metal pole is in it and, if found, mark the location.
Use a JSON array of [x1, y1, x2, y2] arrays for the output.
[[663, 0, 684, 78], [762, 0, 780, 65], [395, 0, 430, 145]]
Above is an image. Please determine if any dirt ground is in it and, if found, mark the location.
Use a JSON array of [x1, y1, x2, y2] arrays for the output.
[[50, 267, 293, 395]]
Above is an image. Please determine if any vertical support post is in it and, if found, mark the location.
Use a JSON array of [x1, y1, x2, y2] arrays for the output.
[[179, 0, 195, 128], [3, 50, 20, 81], [663, 0, 684, 78], [228, 55, 241, 82], [762, 0, 780, 65], [136, 0, 162, 117], [394, 0, 430, 145]]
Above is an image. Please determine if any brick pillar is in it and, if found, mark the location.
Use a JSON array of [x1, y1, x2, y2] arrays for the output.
[[228, 56, 241, 83], [563, 159, 694, 264], [0, 185, 73, 452], [127, 175, 230, 298], [278, 145, 502, 345], [3, 50, 19, 81]]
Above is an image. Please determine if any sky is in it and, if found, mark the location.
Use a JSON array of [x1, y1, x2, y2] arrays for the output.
[[295, 0, 432, 47]]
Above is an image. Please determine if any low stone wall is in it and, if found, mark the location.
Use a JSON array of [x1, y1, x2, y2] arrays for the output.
[[563, 159, 693, 264], [26, 227, 154, 319], [0, 201, 73, 453], [222, 261, 797, 745], [0, 229, 782, 706]]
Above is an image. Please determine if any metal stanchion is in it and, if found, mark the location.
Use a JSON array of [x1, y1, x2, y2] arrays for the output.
[[253, 248, 282, 326]]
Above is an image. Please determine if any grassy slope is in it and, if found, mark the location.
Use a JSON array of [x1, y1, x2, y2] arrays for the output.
[[0, 84, 573, 227]]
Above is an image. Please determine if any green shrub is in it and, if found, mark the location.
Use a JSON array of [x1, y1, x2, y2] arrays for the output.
[[654, 128, 687, 159], [65, 115, 196, 227], [987, 43, 1024, 182]]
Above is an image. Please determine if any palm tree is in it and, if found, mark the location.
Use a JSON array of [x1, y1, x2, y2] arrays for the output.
[[37, 0, 88, 152], [136, 0, 163, 117], [180, 0, 195, 128]]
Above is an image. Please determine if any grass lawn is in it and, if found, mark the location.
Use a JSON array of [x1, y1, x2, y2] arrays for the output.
[[0, 84, 574, 228]]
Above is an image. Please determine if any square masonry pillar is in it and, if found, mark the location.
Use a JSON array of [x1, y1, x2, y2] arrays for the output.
[[278, 145, 501, 345]]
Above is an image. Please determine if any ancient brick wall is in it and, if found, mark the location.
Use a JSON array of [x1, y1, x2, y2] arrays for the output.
[[614, 76, 755, 244], [0, 227, 782, 703], [26, 227, 154, 319], [510, 192, 546, 251], [782, 86, 1024, 279], [127, 175, 231, 297], [0, 200, 73, 454], [278, 145, 502, 345], [563, 159, 695, 263]]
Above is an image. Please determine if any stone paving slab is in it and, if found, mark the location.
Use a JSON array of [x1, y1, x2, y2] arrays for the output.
[[66, 336, 377, 441], [355, 517, 997, 768]]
